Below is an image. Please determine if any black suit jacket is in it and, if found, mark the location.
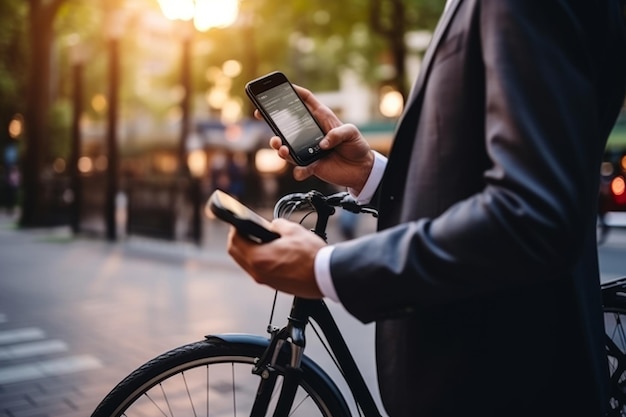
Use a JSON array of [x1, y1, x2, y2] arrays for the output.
[[329, 0, 626, 415]]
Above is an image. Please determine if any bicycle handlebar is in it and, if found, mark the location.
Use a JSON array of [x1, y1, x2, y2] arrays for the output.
[[273, 190, 379, 220], [272, 190, 378, 241]]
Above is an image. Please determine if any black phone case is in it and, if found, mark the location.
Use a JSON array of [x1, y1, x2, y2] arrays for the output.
[[208, 191, 279, 243]]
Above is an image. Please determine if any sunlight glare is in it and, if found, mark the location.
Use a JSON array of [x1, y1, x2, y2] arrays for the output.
[[158, 0, 195, 21], [194, 0, 239, 31]]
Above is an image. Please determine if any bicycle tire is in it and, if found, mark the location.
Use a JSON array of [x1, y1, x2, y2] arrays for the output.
[[604, 306, 626, 416], [90, 335, 350, 417]]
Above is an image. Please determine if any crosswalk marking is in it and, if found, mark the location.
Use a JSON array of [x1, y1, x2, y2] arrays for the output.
[[0, 355, 102, 384], [0, 316, 102, 385], [0, 339, 68, 360], [0, 327, 46, 345]]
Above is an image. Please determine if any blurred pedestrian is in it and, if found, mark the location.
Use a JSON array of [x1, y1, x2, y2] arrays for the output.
[[210, 152, 245, 200], [338, 208, 358, 240], [4, 165, 19, 215]]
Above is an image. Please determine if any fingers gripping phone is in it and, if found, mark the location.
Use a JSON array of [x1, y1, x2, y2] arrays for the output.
[[207, 189, 280, 243], [245, 71, 329, 166]]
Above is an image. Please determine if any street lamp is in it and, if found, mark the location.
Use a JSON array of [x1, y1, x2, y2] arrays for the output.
[[187, 148, 207, 245], [158, 0, 239, 244], [157, 0, 239, 174], [158, 0, 239, 32], [68, 36, 86, 235], [103, 9, 126, 242]]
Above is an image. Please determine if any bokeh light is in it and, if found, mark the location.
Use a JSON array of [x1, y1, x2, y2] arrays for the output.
[[8, 114, 24, 139], [91, 94, 108, 113], [379, 88, 404, 118], [222, 60, 242, 78], [78, 156, 93, 174], [255, 149, 287, 174]]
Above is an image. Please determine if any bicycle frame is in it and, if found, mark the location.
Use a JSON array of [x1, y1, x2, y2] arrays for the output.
[[243, 296, 382, 417], [301, 298, 382, 416]]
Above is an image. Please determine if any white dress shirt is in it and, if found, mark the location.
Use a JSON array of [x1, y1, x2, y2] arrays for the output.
[[314, 151, 387, 302]]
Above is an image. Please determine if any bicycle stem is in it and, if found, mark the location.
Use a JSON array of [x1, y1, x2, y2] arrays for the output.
[[309, 191, 336, 242]]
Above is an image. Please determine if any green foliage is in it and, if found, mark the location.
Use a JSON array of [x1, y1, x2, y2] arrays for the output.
[[47, 99, 72, 160], [609, 118, 626, 149], [56, 1, 107, 100], [0, 0, 28, 117], [0, 0, 28, 169]]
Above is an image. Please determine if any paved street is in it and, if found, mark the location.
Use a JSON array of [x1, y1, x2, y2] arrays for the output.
[[0, 210, 625, 417], [0, 211, 381, 417]]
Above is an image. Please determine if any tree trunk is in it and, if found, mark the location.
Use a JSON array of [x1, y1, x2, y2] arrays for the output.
[[370, 0, 409, 100], [20, 0, 64, 227]]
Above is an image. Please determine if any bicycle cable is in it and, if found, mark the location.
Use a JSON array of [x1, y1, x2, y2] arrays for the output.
[[266, 200, 315, 333]]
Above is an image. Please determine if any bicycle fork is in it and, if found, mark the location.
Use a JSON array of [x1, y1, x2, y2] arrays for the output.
[[251, 301, 308, 417]]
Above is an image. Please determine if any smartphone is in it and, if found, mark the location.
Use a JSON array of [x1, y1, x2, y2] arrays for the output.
[[207, 189, 280, 243], [245, 71, 328, 166]]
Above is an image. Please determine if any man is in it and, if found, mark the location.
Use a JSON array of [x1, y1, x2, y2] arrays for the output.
[[228, 0, 626, 415]]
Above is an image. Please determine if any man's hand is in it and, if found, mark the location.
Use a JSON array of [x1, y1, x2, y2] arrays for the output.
[[259, 85, 375, 194], [227, 218, 327, 299]]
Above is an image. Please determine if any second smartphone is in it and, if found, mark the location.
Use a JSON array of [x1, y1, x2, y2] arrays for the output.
[[245, 71, 328, 166]]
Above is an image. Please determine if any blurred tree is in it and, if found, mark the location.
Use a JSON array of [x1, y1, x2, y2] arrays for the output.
[[51, 1, 101, 162], [0, 1, 28, 168], [18, 0, 100, 226], [370, 0, 443, 98], [19, 0, 68, 227]]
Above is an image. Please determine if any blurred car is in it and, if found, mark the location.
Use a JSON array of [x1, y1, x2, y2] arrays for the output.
[[600, 149, 626, 213], [598, 148, 626, 243]]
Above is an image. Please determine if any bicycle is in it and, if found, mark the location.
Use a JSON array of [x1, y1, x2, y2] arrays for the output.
[[91, 190, 383, 417], [603, 276, 626, 416], [90, 189, 626, 417]]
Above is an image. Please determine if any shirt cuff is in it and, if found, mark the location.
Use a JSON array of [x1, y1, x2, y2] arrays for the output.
[[314, 245, 340, 303], [348, 150, 388, 204]]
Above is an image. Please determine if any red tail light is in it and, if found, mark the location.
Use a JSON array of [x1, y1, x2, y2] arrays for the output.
[[611, 176, 626, 205]]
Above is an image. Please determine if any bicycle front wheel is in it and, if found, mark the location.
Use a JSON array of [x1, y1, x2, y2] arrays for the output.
[[605, 307, 626, 416], [91, 335, 350, 417]]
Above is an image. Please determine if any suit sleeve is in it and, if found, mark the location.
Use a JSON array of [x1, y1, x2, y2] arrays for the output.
[[329, 0, 625, 323]]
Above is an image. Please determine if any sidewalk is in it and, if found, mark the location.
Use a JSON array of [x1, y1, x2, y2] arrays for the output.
[[0, 210, 380, 417]]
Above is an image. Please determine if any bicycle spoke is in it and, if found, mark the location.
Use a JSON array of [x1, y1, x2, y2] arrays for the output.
[[182, 372, 198, 417], [289, 392, 313, 416], [231, 362, 237, 417], [144, 390, 171, 417], [611, 313, 626, 350], [606, 310, 626, 416], [160, 382, 173, 417]]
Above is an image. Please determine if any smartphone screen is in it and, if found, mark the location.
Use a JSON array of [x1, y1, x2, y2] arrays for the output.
[[246, 72, 327, 165]]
